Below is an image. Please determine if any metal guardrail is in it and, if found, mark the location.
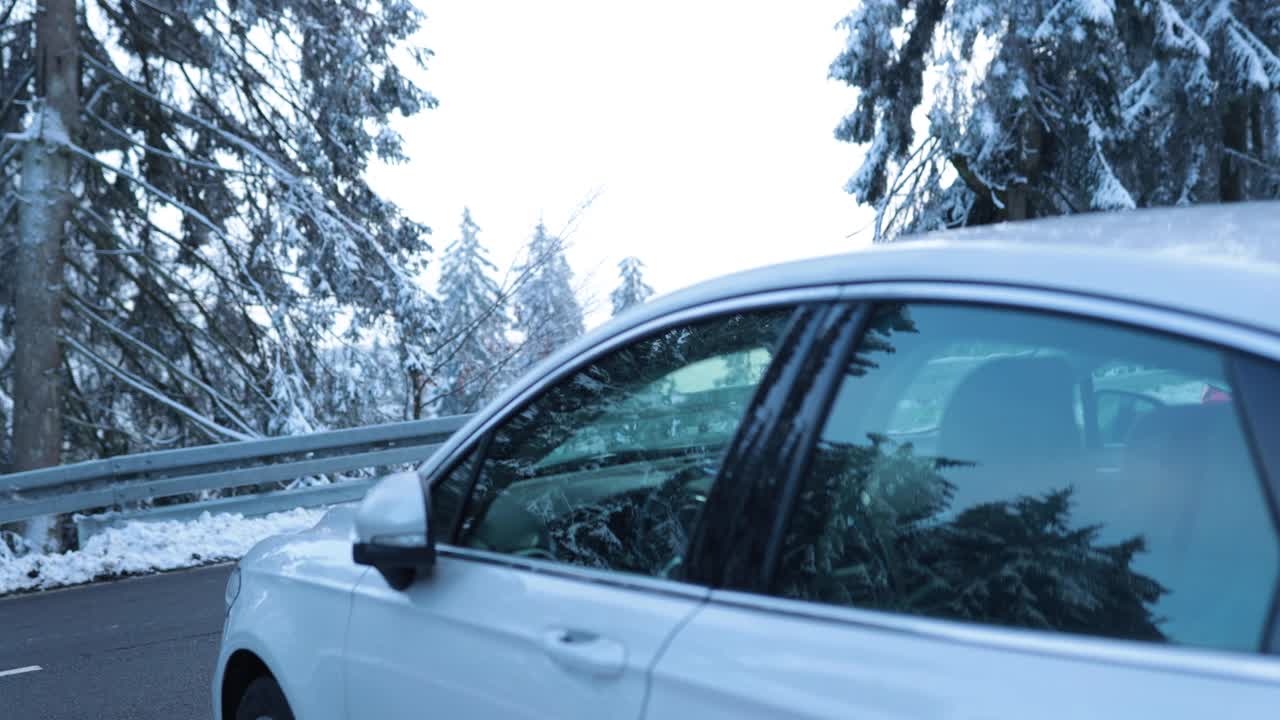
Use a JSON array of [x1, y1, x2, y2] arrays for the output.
[[0, 414, 472, 544]]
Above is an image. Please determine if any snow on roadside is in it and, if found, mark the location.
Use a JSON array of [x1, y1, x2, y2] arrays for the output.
[[0, 507, 326, 596]]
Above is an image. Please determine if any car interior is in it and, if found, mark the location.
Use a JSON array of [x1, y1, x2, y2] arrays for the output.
[[813, 303, 1277, 650], [459, 313, 786, 576]]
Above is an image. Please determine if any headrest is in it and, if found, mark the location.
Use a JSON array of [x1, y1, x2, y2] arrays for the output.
[[938, 356, 1081, 465]]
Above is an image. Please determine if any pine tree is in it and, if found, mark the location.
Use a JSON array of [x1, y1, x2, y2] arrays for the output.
[[832, 0, 1280, 241], [513, 222, 585, 369], [0, 0, 437, 458], [610, 257, 654, 316], [315, 339, 405, 429], [431, 209, 513, 417], [0, 2, 438, 549]]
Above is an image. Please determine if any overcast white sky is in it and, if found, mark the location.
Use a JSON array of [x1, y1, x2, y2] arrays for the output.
[[368, 1, 873, 326]]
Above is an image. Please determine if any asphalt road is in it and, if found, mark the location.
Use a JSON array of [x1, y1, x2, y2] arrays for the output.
[[0, 564, 233, 720]]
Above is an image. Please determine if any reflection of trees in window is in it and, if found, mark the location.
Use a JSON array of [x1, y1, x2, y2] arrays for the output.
[[778, 303, 1167, 642], [848, 303, 918, 377], [490, 310, 791, 472], [781, 435, 1165, 641], [459, 309, 792, 575], [542, 474, 706, 577]]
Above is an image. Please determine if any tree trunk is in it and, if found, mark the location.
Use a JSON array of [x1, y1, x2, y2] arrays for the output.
[[1220, 97, 1250, 203], [1004, 32, 1041, 222], [14, 0, 79, 552], [407, 369, 425, 419], [1007, 104, 1044, 222]]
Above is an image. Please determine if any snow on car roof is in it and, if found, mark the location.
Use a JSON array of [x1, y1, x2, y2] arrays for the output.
[[919, 201, 1280, 266]]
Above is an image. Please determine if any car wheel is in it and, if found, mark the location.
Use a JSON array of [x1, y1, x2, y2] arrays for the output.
[[235, 676, 294, 720]]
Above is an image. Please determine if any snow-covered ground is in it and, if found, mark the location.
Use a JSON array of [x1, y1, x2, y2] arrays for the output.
[[0, 507, 327, 596]]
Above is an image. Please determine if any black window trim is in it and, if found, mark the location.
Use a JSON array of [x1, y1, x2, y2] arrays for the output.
[[696, 301, 869, 592], [442, 430, 492, 545], [760, 304, 870, 586], [684, 303, 840, 586]]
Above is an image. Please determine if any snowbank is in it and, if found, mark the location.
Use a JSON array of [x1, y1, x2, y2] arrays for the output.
[[0, 507, 325, 596]]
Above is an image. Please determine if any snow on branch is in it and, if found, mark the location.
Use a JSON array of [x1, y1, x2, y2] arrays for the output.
[[81, 53, 298, 182], [66, 297, 260, 437], [61, 335, 255, 443]]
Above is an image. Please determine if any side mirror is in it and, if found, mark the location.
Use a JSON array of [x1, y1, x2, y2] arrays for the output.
[[353, 471, 435, 590]]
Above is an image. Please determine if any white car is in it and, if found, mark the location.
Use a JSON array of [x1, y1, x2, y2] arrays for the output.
[[215, 204, 1280, 720]]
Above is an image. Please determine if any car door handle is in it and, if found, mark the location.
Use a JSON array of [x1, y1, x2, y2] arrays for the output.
[[541, 627, 626, 678]]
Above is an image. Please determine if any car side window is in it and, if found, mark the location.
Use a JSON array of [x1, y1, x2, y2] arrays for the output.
[[456, 309, 793, 579], [774, 302, 1279, 654]]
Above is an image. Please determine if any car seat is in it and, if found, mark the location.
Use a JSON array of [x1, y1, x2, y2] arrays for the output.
[[936, 356, 1084, 513]]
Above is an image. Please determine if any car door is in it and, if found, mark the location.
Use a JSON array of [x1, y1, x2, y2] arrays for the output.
[[646, 292, 1280, 719], [342, 300, 824, 719]]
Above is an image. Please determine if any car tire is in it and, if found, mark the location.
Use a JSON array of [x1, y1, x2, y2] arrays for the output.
[[235, 676, 294, 720]]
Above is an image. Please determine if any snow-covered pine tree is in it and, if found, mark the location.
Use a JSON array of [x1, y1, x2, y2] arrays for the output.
[[609, 256, 654, 316], [314, 339, 406, 429], [430, 208, 513, 417], [513, 222, 585, 370], [0, 0, 438, 464], [0, 1, 438, 549], [832, 0, 1280, 241]]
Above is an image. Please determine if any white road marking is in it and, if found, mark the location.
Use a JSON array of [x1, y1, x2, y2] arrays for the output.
[[0, 665, 41, 678]]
